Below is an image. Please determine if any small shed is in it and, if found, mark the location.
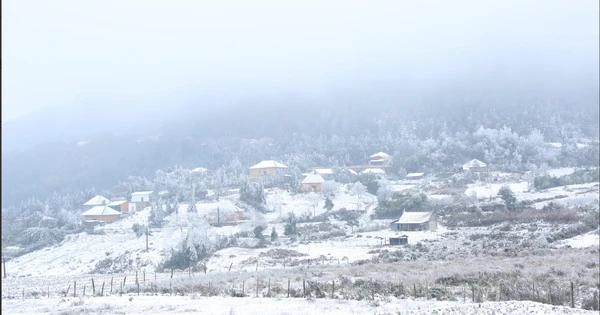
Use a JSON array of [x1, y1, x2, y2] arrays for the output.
[[82, 205, 121, 223], [389, 235, 408, 245], [405, 172, 424, 180], [390, 212, 437, 231]]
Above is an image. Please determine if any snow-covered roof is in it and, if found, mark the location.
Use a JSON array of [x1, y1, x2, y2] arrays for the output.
[[397, 212, 433, 224], [192, 167, 208, 173], [349, 169, 358, 175], [362, 168, 385, 174], [215, 200, 243, 212], [108, 200, 127, 206], [301, 174, 325, 184], [463, 159, 487, 169], [249, 160, 288, 169], [406, 173, 424, 178], [131, 191, 154, 196], [82, 205, 121, 216], [312, 168, 334, 175], [83, 195, 110, 206], [370, 152, 392, 159], [548, 142, 563, 148]]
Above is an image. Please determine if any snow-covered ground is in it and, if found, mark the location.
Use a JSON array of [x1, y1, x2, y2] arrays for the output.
[[2, 296, 596, 315], [558, 229, 600, 249], [464, 181, 530, 199]]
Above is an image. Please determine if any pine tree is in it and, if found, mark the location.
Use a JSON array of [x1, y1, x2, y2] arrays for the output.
[[270, 227, 278, 242], [323, 197, 334, 211], [498, 186, 517, 211], [284, 213, 297, 236]]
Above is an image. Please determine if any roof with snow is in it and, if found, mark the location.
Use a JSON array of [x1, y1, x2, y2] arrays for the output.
[[370, 152, 392, 159], [82, 205, 121, 216], [249, 160, 288, 169], [312, 168, 334, 175], [463, 159, 487, 169], [301, 173, 325, 184], [349, 169, 358, 175], [215, 200, 243, 212], [131, 191, 154, 196], [192, 167, 208, 173], [362, 168, 386, 174], [406, 172, 425, 178], [397, 212, 433, 224], [83, 195, 110, 206], [108, 200, 127, 206]]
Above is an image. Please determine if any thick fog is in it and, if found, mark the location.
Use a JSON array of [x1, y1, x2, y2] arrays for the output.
[[2, 0, 599, 149]]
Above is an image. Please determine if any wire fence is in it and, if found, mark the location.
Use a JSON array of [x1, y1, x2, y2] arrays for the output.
[[2, 266, 598, 311]]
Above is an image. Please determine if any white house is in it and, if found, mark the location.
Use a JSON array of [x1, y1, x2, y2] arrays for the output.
[[129, 191, 154, 212]]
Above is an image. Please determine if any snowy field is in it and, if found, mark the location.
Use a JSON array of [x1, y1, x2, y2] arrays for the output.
[[2, 296, 597, 315], [558, 229, 600, 249], [464, 181, 530, 199]]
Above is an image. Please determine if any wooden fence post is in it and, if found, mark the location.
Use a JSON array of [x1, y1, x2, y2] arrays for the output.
[[532, 282, 535, 301], [155, 271, 157, 281], [303, 279, 306, 298], [22, 288, 24, 300], [110, 277, 113, 294], [471, 285, 475, 302], [570, 282, 574, 308], [268, 279, 271, 297], [242, 280, 245, 296], [256, 278, 259, 297], [65, 284, 71, 297], [74, 281, 77, 298], [48, 286, 50, 298], [287, 278, 290, 298], [92, 278, 95, 296], [332, 280, 335, 299], [426, 283, 428, 300], [101, 282, 105, 296], [136, 271, 138, 284], [228, 263, 233, 272], [137, 282, 140, 296], [171, 268, 173, 279], [83, 284, 86, 297], [143, 271, 145, 283], [123, 277, 127, 294]]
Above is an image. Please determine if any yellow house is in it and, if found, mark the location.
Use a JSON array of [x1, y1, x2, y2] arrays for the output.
[[249, 160, 288, 177], [82, 205, 121, 223], [301, 172, 325, 192]]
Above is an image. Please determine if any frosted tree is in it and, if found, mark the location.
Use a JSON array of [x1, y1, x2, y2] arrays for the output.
[[498, 186, 517, 211], [322, 181, 340, 198], [349, 182, 367, 200], [323, 197, 334, 212]]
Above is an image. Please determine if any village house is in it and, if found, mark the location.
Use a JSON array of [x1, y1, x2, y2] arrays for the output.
[[307, 168, 334, 180], [213, 200, 245, 226], [108, 199, 129, 213], [129, 191, 154, 212], [249, 160, 288, 177], [82, 205, 121, 223], [301, 171, 325, 192], [390, 211, 437, 231], [369, 152, 393, 166], [462, 159, 488, 173], [405, 172, 424, 180], [82, 195, 110, 210]]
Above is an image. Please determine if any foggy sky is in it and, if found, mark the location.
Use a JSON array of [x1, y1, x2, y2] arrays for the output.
[[3, 0, 599, 122]]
